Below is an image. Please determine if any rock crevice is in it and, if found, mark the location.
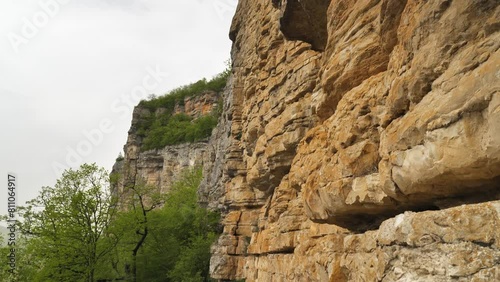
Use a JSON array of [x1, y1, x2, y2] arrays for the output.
[[205, 0, 500, 281]]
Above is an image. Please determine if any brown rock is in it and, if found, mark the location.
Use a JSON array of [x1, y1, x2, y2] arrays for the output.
[[199, 0, 500, 281], [112, 91, 219, 201]]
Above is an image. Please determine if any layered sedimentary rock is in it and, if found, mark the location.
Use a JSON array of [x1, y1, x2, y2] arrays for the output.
[[113, 91, 218, 196], [206, 0, 500, 281]]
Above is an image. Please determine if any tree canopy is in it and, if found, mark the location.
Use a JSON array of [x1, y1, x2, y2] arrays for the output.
[[0, 165, 220, 282], [14, 163, 118, 282], [99, 168, 220, 281]]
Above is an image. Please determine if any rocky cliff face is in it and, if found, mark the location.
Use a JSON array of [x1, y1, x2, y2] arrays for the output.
[[205, 0, 500, 281], [113, 91, 218, 197]]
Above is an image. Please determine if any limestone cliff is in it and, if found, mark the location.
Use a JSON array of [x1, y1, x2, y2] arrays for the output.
[[204, 0, 500, 281], [112, 91, 218, 197]]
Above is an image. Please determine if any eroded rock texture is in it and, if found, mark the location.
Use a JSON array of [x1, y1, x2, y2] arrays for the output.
[[112, 92, 218, 197], [207, 0, 500, 281]]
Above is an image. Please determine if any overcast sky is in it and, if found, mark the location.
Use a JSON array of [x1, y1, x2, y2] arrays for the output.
[[0, 0, 237, 215]]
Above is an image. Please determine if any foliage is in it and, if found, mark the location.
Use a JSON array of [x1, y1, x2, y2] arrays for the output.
[[167, 233, 218, 282], [141, 113, 218, 151], [138, 68, 230, 112], [15, 164, 118, 282], [136, 67, 230, 151], [109, 180, 165, 282], [97, 168, 220, 282], [0, 164, 220, 281], [145, 168, 220, 281], [0, 236, 43, 282], [116, 152, 124, 162]]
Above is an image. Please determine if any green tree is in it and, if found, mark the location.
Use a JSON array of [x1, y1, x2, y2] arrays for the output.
[[18, 163, 118, 282], [102, 168, 220, 282], [0, 235, 42, 282], [137, 168, 220, 281], [120, 182, 165, 282]]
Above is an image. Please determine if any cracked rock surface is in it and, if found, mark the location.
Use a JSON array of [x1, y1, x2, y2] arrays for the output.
[[205, 0, 500, 281]]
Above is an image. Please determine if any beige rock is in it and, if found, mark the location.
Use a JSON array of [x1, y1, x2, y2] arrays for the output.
[[112, 92, 218, 200], [343, 201, 500, 282], [179, 0, 500, 281]]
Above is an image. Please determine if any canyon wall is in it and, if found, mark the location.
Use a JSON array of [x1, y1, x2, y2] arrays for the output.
[[113, 91, 218, 197], [205, 0, 500, 281]]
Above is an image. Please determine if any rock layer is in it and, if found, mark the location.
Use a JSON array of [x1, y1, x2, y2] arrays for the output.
[[206, 0, 500, 281], [113, 92, 218, 197]]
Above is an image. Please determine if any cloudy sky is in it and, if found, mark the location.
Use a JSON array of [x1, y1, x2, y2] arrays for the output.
[[0, 0, 237, 214]]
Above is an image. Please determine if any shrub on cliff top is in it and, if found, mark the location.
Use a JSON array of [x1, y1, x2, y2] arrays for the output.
[[139, 68, 230, 112], [141, 113, 218, 151], [137, 67, 229, 151]]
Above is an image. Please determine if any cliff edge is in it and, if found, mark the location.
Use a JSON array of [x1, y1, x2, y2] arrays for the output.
[[113, 91, 219, 199]]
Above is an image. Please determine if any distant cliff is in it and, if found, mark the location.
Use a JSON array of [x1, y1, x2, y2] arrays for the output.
[[112, 90, 219, 198], [204, 0, 500, 281]]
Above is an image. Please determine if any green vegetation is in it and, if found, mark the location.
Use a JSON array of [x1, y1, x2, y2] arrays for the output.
[[100, 167, 220, 281], [136, 68, 229, 151], [4, 164, 118, 282], [141, 113, 218, 151], [1, 165, 220, 282], [138, 168, 218, 281], [0, 65, 230, 281], [116, 152, 124, 162], [139, 69, 229, 111]]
